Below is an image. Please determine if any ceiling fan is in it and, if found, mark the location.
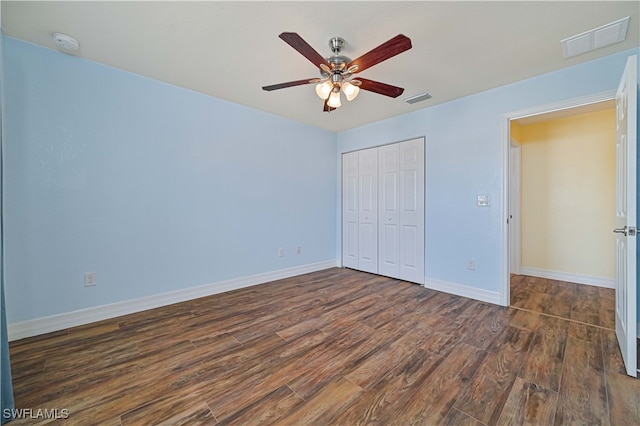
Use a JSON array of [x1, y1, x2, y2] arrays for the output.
[[262, 32, 412, 112]]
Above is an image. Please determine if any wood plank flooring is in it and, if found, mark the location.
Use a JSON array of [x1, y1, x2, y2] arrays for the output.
[[510, 274, 615, 329], [8, 268, 640, 425]]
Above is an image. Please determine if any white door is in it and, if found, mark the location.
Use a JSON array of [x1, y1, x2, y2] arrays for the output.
[[342, 151, 359, 269], [358, 148, 378, 273], [614, 55, 637, 378], [399, 139, 425, 284], [378, 144, 400, 278]]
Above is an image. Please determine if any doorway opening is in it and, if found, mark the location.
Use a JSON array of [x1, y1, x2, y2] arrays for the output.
[[503, 57, 638, 378], [509, 99, 617, 328], [501, 91, 617, 306]]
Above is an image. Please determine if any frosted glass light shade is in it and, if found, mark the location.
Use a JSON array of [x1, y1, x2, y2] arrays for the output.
[[341, 81, 360, 101], [327, 91, 342, 108], [315, 81, 332, 99]]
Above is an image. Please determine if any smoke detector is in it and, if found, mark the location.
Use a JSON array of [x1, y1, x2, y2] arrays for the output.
[[52, 33, 79, 51]]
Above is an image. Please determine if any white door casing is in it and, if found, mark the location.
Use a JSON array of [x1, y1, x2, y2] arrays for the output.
[[614, 55, 637, 378], [509, 142, 522, 275]]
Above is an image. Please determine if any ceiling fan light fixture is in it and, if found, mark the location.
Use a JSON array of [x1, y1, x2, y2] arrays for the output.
[[327, 90, 342, 108], [341, 81, 360, 101], [316, 80, 333, 99], [315, 80, 333, 99]]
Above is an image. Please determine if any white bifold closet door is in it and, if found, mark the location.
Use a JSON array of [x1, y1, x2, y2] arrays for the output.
[[342, 138, 424, 284], [397, 139, 425, 283], [342, 151, 359, 269], [378, 143, 400, 278], [357, 148, 379, 273]]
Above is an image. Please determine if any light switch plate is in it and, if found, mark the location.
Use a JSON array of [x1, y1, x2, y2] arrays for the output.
[[477, 195, 490, 207]]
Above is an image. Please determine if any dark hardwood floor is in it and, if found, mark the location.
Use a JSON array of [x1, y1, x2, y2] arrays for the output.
[[8, 268, 640, 425], [510, 274, 615, 329]]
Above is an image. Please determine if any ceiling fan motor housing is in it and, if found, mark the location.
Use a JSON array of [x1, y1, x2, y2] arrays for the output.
[[320, 56, 351, 80], [325, 37, 352, 73]]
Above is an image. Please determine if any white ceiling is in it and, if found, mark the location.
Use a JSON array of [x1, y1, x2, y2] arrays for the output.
[[2, 1, 639, 132]]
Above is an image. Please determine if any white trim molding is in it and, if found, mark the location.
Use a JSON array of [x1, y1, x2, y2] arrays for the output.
[[424, 278, 502, 305], [8, 259, 339, 341], [520, 267, 614, 289]]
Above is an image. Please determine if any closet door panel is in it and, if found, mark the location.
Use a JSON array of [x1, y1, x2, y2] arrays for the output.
[[399, 139, 425, 284], [342, 152, 359, 269], [378, 144, 400, 278], [358, 148, 378, 273], [401, 225, 418, 268]]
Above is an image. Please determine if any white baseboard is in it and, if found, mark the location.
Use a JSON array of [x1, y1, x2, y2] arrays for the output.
[[423, 278, 502, 305], [8, 259, 339, 341], [520, 267, 614, 289]]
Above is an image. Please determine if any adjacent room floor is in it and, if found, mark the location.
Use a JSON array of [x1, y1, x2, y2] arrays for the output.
[[511, 273, 640, 372], [510, 274, 615, 328], [8, 268, 640, 425]]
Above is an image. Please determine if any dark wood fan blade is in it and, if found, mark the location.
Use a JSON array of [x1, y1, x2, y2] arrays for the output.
[[262, 78, 317, 91], [358, 78, 405, 98], [279, 32, 330, 69], [347, 34, 411, 73], [323, 98, 336, 112]]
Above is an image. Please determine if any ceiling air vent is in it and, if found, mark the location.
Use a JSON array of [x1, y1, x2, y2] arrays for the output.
[[561, 16, 629, 59], [404, 91, 433, 105]]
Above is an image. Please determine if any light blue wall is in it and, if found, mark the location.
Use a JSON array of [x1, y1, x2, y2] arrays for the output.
[[4, 38, 337, 323], [4, 35, 639, 325], [337, 48, 640, 298]]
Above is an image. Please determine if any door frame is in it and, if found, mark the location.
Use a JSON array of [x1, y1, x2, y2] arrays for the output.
[[509, 138, 522, 275], [500, 90, 617, 306]]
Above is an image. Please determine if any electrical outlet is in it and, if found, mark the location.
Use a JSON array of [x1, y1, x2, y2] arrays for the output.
[[466, 259, 475, 271], [296, 246, 302, 255], [84, 272, 97, 287], [278, 248, 285, 257]]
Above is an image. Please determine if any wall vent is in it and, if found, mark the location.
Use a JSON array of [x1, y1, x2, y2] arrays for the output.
[[404, 91, 433, 105], [561, 16, 629, 59]]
